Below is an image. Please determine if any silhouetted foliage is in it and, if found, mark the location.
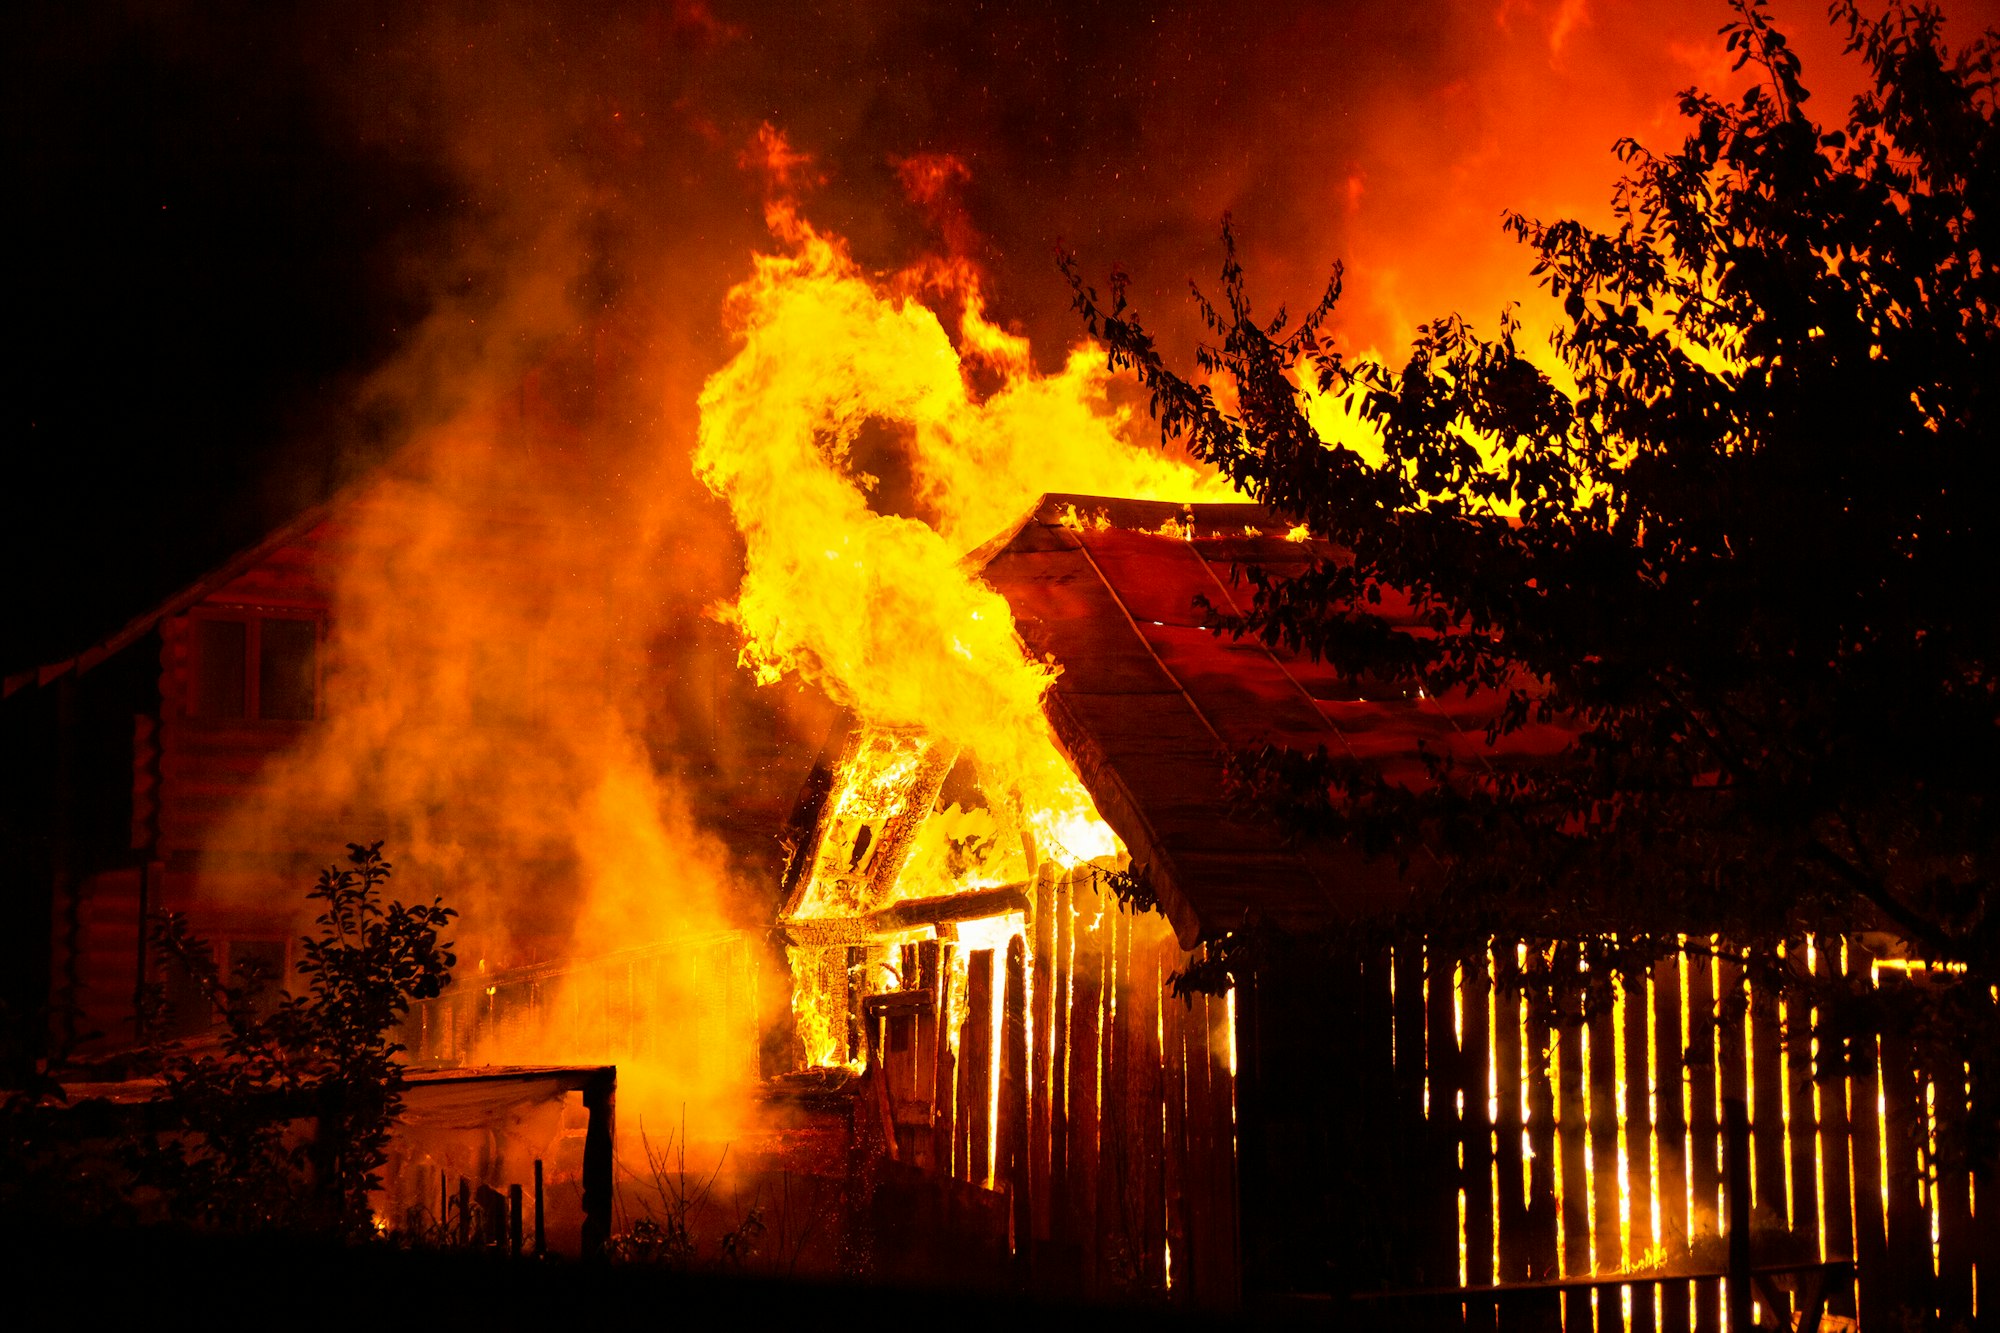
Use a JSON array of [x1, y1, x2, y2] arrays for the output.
[[1068, 0, 1999, 1123], [129, 842, 456, 1234]]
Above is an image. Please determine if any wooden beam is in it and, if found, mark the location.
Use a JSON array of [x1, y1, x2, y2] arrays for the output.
[[779, 883, 1032, 948]]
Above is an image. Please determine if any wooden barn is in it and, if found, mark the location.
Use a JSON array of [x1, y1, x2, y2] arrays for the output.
[[767, 493, 1989, 1329]]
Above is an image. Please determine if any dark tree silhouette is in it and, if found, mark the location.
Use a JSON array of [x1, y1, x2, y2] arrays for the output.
[[1066, 0, 1997, 1093], [134, 842, 456, 1235]]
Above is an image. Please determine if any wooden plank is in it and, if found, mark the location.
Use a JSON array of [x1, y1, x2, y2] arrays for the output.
[[1003, 934, 1031, 1264], [1782, 941, 1820, 1274], [1623, 957, 1656, 1333], [1687, 944, 1722, 1333], [1716, 950, 1750, 1333], [1974, 1096, 2000, 1330], [1096, 905, 1130, 1291], [1494, 942, 1532, 1285], [1460, 945, 1498, 1333], [1181, 981, 1217, 1305], [934, 943, 958, 1179], [1462, 946, 1496, 1288], [1392, 942, 1430, 1289], [1748, 952, 1788, 1284], [1068, 895, 1105, 1284], [965, 947, 995, 1188], [1556, 946, 1593, 1330], [1848, 947, 1890, 1330], [1879, 978, 1931, 1320], [1031, 868, 1055, 1243], [1653, 950, 1693, 1333], [1525, 945, 1562, 1289], [1586, 947, 1626, 1333], [1161, 940, 1190, 1304], [1048, 870, 1073, 1241], [1127, 923, 1163, 1292], [1426, 942, 1466, 1294], [1204, 986, 1239, 1306], [1810, 938, 1854, 1323], [1933, 1042, 1973, 1325]]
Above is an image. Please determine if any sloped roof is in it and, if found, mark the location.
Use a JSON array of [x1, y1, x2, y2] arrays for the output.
[[2, 497, 337, 699], [976, 494, 1573, 948]]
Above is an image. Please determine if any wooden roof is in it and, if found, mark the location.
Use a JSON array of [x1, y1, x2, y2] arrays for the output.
[[976, 494, 1573, 949]]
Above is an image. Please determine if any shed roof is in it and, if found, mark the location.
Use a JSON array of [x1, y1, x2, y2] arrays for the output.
[[976, 494, 1572, 948]]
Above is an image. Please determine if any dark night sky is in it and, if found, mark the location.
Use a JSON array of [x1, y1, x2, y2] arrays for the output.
[[10, 0, 1994, 678]]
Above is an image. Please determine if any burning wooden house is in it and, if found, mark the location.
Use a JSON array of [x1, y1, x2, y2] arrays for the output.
[[10, 465, 1991, 1323], [766, 493, 1992, 1328]]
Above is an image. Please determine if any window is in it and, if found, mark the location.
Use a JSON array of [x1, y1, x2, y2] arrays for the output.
[[189, 614, 319, 721], [258, 619, 317, 721], [227, 939, 288, 1020], [193, 618, 248, 719]]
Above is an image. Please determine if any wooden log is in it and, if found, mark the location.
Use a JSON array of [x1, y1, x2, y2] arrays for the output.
[[1003, 934, 1031, 1266], [1653, 950, 1692, 1333], [1623, 957, 1656, 1333], [966, 948, 995, 1189], [1688, 943, 1723, 1333], [1031, 866, 1056, 1243], [781, 882, 1033, 948], [1068, 894, 1105, 1284]]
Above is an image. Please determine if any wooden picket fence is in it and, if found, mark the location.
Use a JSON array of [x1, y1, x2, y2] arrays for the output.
[[1334, 936, 1991, 1330]]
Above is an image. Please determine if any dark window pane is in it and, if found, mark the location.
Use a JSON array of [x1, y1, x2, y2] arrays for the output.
[[258, 618, 317, 720], [229, 939, 288, 1019], [193, 618, 246, 719], [160, 951, 212, 1037]]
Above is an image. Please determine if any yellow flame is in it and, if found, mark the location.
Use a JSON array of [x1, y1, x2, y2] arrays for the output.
[[698, 187, 1239, 1069]]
